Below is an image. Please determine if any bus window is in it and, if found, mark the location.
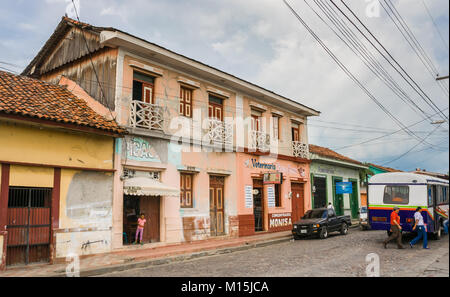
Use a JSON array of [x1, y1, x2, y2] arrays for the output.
[[428, 186, 435, 207], [383, 186, 409, 205]]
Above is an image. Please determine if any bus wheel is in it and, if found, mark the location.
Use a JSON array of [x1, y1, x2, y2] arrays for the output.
[[433, 228, 442, 240]]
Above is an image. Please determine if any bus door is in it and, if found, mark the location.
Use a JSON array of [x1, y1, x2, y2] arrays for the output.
[[427, 185, 437, 233]]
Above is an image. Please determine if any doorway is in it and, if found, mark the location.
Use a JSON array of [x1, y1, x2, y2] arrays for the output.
[[253, 179, 264, 232], [209, 176, 225, 236], [333, 177, 344, 216], [291, 182, 305, 223], [313, 176, 327, 209], [6, 187, 52, 266], [349, 179, 359, 219], [123, 195, 160, 244]]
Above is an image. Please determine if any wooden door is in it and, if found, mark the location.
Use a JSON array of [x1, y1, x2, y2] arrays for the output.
[[251, 115, 261, 131], [7, 187, 51, 266], [139, 197, 160, 243], [291, 183, 305, 223], [210, 176, 225, 236], [292, 126, 300, 141], [209, 103, 223, 122], [253, 179, 264, 232], [142, 82, 154, 104]]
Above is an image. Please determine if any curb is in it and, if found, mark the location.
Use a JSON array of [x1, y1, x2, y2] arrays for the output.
[[47, 236, 292, 277]]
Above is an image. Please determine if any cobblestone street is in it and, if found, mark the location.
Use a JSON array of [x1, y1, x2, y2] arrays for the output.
[[101, 228, 449, 277]]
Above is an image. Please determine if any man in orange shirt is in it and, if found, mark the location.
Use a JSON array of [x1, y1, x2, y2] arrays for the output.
[[383, 207, 404, 249]]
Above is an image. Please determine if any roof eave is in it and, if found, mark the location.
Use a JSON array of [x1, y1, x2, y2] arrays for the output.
[[100, 30, 321, 117]]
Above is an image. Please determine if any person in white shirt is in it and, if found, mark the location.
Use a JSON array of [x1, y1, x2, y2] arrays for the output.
[[409, 207, 429, 249], [327, 203, 334, 210]]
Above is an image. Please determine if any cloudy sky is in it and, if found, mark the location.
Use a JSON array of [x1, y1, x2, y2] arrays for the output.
[[0, 0, 448, 173]]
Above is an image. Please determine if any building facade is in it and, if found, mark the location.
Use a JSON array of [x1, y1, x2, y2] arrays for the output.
[[309, 145, 368, 219], [0, 71, 123, 269], [22, 17, 320, 250]]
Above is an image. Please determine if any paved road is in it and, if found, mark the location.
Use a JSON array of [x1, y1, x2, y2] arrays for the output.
[[100, 228, 449, 277]]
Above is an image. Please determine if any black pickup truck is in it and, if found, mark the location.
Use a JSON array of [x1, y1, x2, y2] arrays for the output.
[[292, 208, 352, 239]]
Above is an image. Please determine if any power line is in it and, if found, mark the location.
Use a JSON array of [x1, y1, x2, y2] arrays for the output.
[[381, 0, 449, 96], [421, 0, 449, 52], [282, 0, 437, 149], [381, 123, 443, 166], [305, 0, 431, 120], [332, 107, 449, 151], [337, 0, 448, 123]]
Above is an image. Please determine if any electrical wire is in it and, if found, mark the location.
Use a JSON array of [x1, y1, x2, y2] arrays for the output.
[[337, 0, 448, 122], [282, 0, 437, 149]]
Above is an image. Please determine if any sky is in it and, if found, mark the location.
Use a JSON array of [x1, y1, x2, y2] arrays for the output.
[[0, 0, 448, 174]]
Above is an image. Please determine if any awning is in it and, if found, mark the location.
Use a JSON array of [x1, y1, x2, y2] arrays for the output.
[[123, 177, 180, 197]]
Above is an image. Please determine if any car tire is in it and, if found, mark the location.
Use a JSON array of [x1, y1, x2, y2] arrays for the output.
[[319, 227, 328, 239], [340, 223, 348, 235], [293, 234, 302, 240]]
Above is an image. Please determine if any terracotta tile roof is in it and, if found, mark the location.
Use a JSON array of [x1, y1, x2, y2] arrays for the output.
[[309, 144, 365, 166], [0, 70, 124, 134], [368, 163, 402, 173]]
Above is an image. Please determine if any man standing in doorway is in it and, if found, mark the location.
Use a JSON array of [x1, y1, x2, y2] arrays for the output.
[[383, 206, 404, 249], [327, 202, 334, 210]]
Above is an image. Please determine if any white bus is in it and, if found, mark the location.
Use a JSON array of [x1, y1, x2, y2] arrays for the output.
[[368, 172, 449, 239]]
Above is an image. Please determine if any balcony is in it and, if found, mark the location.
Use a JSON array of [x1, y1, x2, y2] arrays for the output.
[[250, 130, 270, 152], [129, 100, 164, 131], [292, 141, 309, 159], [205, 118, 233, 146]]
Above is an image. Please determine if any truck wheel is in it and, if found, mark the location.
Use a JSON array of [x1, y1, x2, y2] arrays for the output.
[[319, 227, 328, 239], [340, 223, 348, 235]]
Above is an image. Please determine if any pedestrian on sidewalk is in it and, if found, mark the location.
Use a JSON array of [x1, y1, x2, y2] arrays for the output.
[[409, 207, 429, 249], [383, 206, 404, 249], [135, 213, 147, 245]]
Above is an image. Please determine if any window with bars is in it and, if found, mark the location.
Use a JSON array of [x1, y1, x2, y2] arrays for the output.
[[180, 173, 193, 208], [179, 86, 193, 118]]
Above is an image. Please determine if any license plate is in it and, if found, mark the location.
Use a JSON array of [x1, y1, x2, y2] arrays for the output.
[[301, 230, 307, 234]]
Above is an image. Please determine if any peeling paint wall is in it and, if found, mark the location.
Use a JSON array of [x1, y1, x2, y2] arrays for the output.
[[57, 169, 113, 257]]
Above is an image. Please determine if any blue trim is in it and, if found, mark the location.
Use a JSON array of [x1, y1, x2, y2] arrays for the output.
[[426, 179, 449, 185]]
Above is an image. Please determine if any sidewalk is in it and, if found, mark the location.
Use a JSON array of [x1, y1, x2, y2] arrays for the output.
[[0, 231, 292, 277]]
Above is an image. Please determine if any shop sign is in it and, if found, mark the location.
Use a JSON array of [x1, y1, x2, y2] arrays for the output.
[[245, 158, 276, 170], [269, 213, 292, 230], [336, 182, 353, 194], [126, 137, 160, 163], [263, 172, 283, 184]]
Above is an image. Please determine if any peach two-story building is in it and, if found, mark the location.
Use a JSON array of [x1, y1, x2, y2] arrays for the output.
[[23, 17, 320, 252]]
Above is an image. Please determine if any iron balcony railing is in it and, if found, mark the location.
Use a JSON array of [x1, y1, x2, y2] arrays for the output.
[[250, 130, 271, 152], [292, 141, 309, 159], [129, 100, 164, 131], [205, 118, 233, 146]]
